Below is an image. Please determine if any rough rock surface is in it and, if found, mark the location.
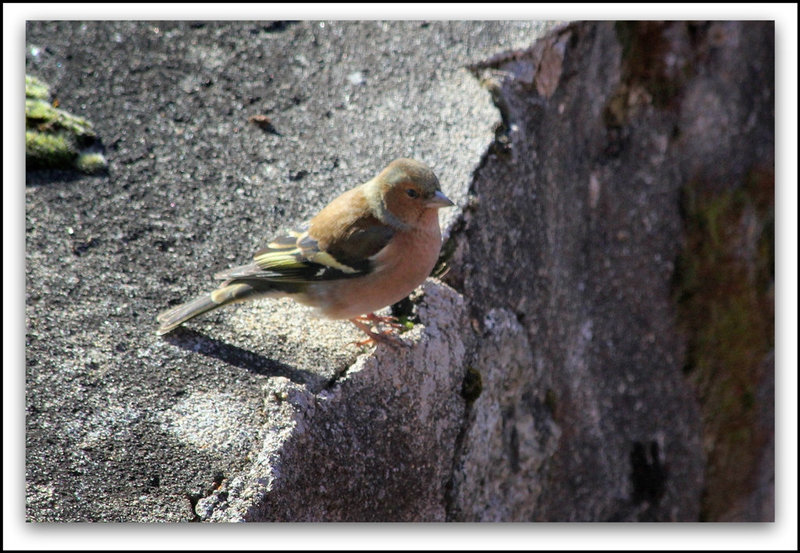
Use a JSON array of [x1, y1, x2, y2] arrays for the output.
[[196, 281, 470, 522], [446, 21, 772, 522], [25, 21, 773, 522]]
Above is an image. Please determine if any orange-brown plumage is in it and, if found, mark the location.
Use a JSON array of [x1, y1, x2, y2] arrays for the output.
[[157, 158, 453, 346]]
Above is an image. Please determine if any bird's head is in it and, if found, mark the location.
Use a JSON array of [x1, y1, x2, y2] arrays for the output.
[[367, 158, 453, 228]]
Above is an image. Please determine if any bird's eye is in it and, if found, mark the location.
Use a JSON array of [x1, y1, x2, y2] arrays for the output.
[[406, 189, 419, 199]]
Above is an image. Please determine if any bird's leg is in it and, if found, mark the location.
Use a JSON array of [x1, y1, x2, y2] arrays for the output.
[[349, 314, 408, 349], [361, 312, 404, 329]]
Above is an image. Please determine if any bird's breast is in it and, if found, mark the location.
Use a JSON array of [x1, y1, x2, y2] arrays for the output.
[[306, 223, 442, 320]]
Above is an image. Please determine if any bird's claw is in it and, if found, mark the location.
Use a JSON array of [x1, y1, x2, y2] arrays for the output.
[[349, 314, 409, 349]]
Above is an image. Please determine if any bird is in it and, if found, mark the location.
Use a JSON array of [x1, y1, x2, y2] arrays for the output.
[[156, 158, 454, 346]]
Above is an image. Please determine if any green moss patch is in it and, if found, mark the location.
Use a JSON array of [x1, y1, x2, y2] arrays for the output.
[[25, 74, 106, 173], [673, 167, 774, 520]]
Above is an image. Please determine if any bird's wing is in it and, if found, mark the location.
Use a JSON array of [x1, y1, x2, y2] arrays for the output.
[[215, 216, 394, 284]]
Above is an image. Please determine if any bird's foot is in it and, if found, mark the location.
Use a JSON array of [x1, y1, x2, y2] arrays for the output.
[[359, 313, 405, 329], [349, 314, 408, 349]]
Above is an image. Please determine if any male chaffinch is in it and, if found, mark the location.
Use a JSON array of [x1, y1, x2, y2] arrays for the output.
[[157, 158, 454, 345]]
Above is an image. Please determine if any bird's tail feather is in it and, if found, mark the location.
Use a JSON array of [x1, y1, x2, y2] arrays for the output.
[[156, 283, 258, 335]]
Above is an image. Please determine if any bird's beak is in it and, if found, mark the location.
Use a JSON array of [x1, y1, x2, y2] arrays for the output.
[[426, 190, 455, 208]]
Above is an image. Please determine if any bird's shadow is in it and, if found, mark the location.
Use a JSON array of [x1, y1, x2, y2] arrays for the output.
[[163, 328, 325, 388]]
